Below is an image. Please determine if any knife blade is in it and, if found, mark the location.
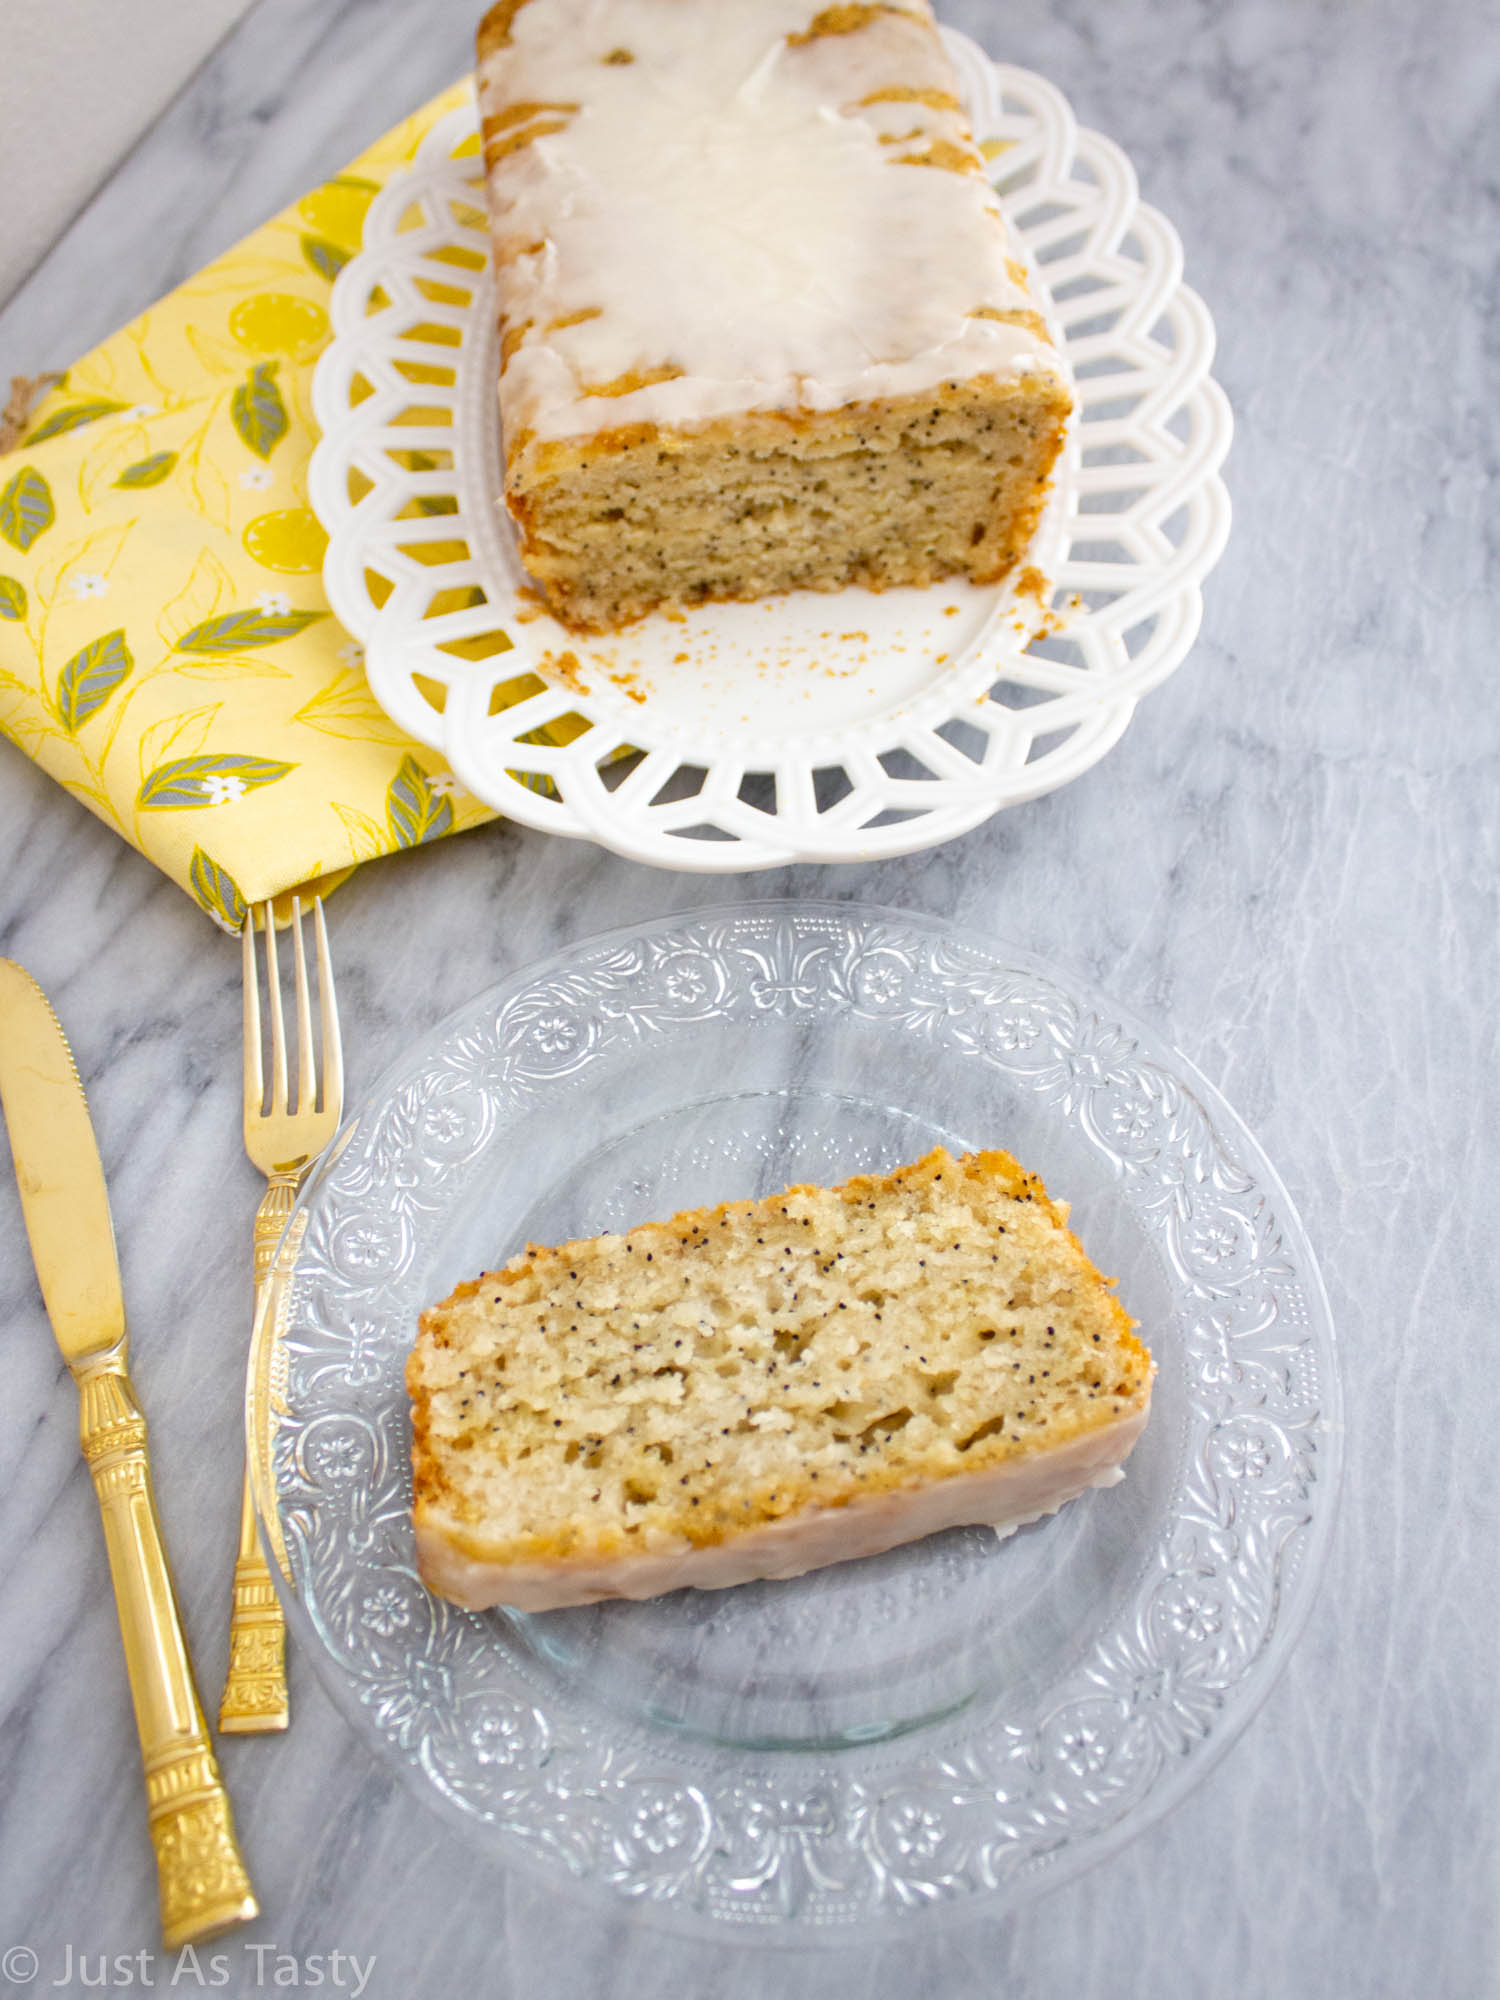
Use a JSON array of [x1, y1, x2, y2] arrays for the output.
[[0, 961, 124, 1361], [0, 960, 258, 1949]]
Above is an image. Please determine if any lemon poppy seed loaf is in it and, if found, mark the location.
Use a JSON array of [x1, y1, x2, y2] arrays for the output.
[[475, 0, 1073, 631], [408, 1148, 1152, 1610]]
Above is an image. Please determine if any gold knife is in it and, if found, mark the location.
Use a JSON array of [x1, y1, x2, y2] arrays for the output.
[[0, 960, 258, 1949]]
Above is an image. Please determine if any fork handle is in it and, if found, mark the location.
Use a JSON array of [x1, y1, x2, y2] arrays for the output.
[[218, 1471, 288, 1734], [251, 1171, 301, 1289], [219, 1173, 300, 1735]]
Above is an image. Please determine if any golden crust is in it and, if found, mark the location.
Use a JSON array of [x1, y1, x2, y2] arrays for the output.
[[476, 0, 535, 61], [787, 4, 926, 46]]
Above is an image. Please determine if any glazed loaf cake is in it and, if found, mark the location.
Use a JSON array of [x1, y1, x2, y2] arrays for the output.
[[475, 0, 1073, 631], [407, 1148, 1152, 1610]]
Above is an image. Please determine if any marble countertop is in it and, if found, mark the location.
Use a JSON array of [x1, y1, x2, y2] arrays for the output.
[[0, 0, 255, 302], [0, 0, 1495, 1995]]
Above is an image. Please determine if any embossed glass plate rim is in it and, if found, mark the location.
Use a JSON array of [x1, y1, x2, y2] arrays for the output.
[[250, 899, 1342, 1944]]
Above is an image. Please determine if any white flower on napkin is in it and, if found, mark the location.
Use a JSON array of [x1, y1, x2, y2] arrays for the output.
[[239, 466, 274, 491], [427, 773, 456, 796], [339, 640, 366, 667], [200, 773, 249, 806], [255, 591, 293, 617], [69, 572, 110, 600]]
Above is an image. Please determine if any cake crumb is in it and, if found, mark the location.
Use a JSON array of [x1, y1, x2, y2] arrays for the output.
[[408, 1147, 1152, 1610]]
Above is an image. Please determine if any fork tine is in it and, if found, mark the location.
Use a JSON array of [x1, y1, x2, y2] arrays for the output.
[[264, 905, 288, 1117], [241, 907, 264, 1120], [313, 896, 343, 1121], [289, 895, 316, 1118]]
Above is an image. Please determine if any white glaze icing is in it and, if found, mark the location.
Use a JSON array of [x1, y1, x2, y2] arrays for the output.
[[415, 1405, 1150, 1612], [475, 0, 1067, 462]]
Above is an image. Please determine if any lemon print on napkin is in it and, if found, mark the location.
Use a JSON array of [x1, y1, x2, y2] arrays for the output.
[[0, 81, 505, 930], [229, 293, 331, 362], [297, 176, 378, 278], [243, 508, 327, 574]]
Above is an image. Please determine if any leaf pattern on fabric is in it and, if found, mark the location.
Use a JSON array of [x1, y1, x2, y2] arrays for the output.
[[0, 468, 55, 552], [291, 666, 413, 744], [57, 630, 134, 733], [155, 548, 234, 651], [231, 362, 289, 459], [138, 751, 295, 809], [0, 79, 489, 927], [115, 451, 179, 489], [331, 800, 388, 862], [187, 846, 249, 932], [36, 520, 133, 607], [23, 400, 128, 446], [172, 654, 293, 682], [386, 754, 454, 848], [138, 703, 222, 781], [174, 607, 325, 653], [301, 236, 351, 282]]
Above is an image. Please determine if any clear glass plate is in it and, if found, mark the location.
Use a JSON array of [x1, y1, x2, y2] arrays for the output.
[[252, 901, 1339, 1939]]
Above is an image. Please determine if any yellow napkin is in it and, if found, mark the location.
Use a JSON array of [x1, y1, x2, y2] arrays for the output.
[[0, 81, 502, 930]]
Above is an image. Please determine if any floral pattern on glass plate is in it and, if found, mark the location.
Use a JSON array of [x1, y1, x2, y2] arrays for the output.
[[256, 902, 1338, 1939]]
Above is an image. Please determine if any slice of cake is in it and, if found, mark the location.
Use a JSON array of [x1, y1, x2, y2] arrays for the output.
[[408, 1148, 1152, 1610], [475, 0, 1073, 631]]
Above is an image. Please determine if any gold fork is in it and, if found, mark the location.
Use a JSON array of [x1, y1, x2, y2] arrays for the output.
[[219, 895, 343, 1733]]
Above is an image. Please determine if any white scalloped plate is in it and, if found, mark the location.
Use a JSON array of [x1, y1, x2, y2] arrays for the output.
[[311, 39, 1231, 868]]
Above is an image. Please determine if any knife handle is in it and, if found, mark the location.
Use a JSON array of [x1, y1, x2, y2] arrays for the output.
[[75, 1344, 258, 1950]]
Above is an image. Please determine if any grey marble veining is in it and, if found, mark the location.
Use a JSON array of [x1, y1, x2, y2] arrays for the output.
[[0, 0, 256, 302], [1, 0, 1497, 1995]]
